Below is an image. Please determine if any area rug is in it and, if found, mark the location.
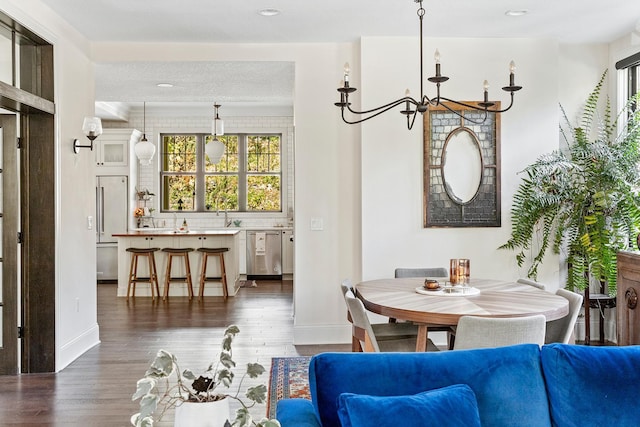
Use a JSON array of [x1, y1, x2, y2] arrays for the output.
[[267, 356, 312, 419]]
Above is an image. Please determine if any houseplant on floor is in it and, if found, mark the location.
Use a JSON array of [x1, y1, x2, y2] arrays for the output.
[[131, 325, 281, 427], [500, 70, 640, 295]]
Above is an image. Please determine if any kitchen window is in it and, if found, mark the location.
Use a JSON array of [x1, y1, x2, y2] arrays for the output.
[[160, 133, 282, 212]]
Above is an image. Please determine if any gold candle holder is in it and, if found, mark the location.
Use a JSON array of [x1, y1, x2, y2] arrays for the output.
[[450, 258, 470, 285]]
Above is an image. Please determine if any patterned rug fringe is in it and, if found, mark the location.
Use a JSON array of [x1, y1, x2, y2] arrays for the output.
[[267, 356, 311, 419]]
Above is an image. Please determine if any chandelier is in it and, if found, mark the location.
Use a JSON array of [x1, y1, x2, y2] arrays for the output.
[[334, 0, 522, 129]]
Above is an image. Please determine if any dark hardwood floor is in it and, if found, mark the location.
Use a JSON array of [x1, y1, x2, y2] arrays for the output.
[[0, 280, 349, 426]]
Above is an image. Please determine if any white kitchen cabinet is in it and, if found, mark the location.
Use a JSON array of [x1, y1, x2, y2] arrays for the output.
[[96, 129, 131, 168], [282, 229, 294, 275]]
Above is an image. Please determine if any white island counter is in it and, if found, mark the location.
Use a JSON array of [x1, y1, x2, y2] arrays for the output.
[[113, 229, 240, 298]]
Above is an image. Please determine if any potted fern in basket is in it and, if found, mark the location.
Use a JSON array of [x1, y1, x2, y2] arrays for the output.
[[131, 325, 281, 427], [500, 70, 640, 295]]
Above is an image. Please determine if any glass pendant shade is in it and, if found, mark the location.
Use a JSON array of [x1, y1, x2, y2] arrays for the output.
[[134, 136, 156, 166], [205, 138, 225, 164], [82, 117, 103, 140]]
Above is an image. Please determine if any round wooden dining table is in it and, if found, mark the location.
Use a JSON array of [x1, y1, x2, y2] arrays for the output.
[[356, 277, 569, 351]]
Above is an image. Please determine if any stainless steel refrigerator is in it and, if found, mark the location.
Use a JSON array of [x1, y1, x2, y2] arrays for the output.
[[96, 175, 128, 281]]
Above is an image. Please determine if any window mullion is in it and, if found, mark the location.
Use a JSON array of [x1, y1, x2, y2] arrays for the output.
[[239, 134, 247, 211], [195, 134, 206, 211]]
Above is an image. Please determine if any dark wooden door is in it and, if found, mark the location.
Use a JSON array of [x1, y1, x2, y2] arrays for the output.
[[0, 114, 20, 375]]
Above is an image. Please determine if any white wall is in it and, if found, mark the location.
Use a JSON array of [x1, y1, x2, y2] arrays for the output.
[[0, 0, 101, 370], [360, 37, 562, 288]]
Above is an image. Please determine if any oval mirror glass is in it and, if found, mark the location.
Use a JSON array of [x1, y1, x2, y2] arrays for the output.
[[442, 129, 482, 204]]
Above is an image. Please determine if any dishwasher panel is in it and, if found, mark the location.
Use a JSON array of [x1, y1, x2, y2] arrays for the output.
[[246, 231, 282, 278]]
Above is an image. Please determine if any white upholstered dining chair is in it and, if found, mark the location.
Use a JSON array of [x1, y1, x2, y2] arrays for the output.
[[341, 279, 425, 352], [342, 285, 439, 352], [452, 315, 546, 350], [545, 288, 583, 344], [394, 267, 449, 279]]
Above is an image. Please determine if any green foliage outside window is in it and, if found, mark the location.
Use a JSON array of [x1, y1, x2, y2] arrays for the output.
[[161, 133, 282, 212]]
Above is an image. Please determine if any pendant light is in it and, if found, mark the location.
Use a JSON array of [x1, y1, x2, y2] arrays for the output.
[[205, 103, 225, 164], [134, 102, 156, 165]]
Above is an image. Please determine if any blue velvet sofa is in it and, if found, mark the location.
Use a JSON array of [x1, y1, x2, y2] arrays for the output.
[[276, 344, 640, 427]]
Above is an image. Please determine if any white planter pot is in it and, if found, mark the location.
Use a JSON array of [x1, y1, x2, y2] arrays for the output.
[[174, 398, 230, 427]]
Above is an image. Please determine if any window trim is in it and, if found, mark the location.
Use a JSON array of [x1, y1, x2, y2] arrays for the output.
[[159, 131, 284, 213]]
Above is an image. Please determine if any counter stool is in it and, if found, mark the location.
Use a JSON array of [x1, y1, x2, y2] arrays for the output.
[[197, 247, 229, 300], [126, 247, 161, 301], [162, 248, 195, 300]]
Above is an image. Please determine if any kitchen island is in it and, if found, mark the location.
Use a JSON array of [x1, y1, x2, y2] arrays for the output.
[[113, 229, 240, 298]]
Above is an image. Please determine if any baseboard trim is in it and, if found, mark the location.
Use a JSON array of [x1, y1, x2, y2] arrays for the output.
[[293, 324, 351, 345], [57, 323, 100, 372]]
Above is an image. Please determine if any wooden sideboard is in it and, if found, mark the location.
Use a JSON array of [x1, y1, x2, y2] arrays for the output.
[[617, 251, 640, 345]]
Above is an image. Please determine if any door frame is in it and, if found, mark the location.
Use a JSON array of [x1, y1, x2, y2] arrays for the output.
[[0, 114, 19, 375]]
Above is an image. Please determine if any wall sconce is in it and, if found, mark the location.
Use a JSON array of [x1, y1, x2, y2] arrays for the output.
[[205, 103, 225, 164], [134, 102, 156, 165], [73, 116, 103, 153]]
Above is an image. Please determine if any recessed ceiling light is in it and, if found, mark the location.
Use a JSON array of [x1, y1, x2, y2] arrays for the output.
[[258, 8, 280, 17], [157, 83, 174, 88], [505, 10, 529, 17]]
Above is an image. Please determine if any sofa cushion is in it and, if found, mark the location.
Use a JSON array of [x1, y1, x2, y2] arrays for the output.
[[336, 384, 481, 427], [541, 343, 640, 427], [309, 344, 551, 427]]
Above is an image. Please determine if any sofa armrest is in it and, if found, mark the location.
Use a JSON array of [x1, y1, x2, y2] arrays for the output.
[[276, 398, 321, 427]]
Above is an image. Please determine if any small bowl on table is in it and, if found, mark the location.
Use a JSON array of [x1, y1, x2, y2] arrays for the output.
[[423, 279, 441, 291]]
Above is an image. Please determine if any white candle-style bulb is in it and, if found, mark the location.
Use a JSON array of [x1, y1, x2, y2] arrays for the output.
[[483, 80, 490, 91], [434, 49, 441, 64], [405, 88, 411, 97], [343, 62, 350, 82], [509, 61, 516, 73]]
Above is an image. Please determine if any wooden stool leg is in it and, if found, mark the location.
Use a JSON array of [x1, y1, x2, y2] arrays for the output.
[[127, 253, 138, 301], [199, 253, 209, 300], [150, 253, 160, 298], [163, 254, 173, 301], [218, 253, 228, 300], [146, 253, 155, 301], [184, 253, 194, 300]]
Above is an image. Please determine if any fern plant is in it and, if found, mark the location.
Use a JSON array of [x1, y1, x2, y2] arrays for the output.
[[500, 70, 640, 294]]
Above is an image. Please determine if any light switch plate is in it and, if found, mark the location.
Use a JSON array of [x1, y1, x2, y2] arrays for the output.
[[310, 217, 323, 231]]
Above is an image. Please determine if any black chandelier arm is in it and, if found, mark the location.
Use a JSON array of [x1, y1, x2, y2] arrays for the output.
[[406, 109, 420, 130], [341, 99, 411, 125], [436, 92, 516, 114], [343, 95, 418, 116]]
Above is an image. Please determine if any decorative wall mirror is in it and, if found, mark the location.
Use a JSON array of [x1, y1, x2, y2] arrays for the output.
[[423, 102, 501, 227]]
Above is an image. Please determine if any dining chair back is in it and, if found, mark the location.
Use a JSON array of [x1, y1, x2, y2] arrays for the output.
[[340, 278, 426, 352], [343, 289, 437, 352], [545, 288, 583, 344], [395, 267, 448, 279], [453, 315, 546, 350], [517, 278, 546, 290]]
